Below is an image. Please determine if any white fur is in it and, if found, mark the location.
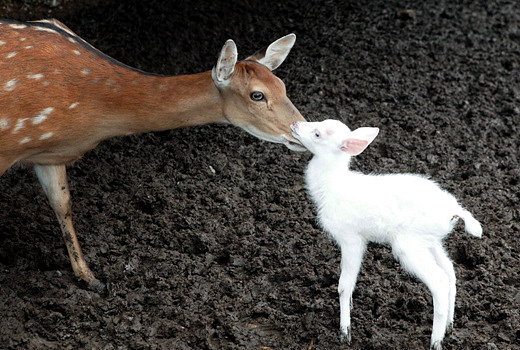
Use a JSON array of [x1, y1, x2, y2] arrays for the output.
[[291, 119, 482, 350]]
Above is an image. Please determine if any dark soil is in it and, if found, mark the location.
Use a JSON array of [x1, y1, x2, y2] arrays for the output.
[[1, 0, 519, 349]]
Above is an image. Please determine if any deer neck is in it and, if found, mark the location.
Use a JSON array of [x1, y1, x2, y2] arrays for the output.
[[103, 70, 226, 137]]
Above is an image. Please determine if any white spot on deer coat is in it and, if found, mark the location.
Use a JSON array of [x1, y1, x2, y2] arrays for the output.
[[13, 118, 28, 133], [69, 102, 79, 109], [81, 68, 91, 76], [0, 118, 10, 131], [32, 107, 55, 125], [0, 40, 6, 46], [20, 137, 32, 144], [27, 73, 44, 80], [39, 132, 53, 140], [5, 79, 18, 91], [6, 52, 17, 59], [25, 45, 33, 49], [73, 50, 81, 55]]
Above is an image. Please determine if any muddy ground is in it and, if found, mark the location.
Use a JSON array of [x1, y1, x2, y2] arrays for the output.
[[0, 0, 519, 349]]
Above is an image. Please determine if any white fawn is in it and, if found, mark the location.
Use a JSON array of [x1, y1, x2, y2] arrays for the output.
[[0, 19, 306, 290], [291, 119, 482, 350]]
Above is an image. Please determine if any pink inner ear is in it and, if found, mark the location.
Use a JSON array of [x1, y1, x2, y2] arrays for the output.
[[326, 129, 334, 135], [341, 139, 368, 155]]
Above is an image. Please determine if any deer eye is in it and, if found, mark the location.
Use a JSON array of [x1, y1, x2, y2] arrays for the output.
[[250, 91, 264, 101], [314, 130, 321, 138]]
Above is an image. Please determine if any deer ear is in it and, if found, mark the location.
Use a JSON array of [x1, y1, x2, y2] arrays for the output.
[[340, 127, 379, 155], [245, 34, 296, 71], [212, 39, 238, 86]]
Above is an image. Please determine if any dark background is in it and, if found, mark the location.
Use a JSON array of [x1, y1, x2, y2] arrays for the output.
[[0, 0, 519, 349]]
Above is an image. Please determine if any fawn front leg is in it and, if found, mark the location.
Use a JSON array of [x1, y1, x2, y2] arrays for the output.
[[34, 164, 104, 291], [337, 236, 367, 343], [393, 238, 450, 350]]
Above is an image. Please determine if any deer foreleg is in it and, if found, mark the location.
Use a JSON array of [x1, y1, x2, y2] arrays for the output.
[[34, 164, 104, 290]]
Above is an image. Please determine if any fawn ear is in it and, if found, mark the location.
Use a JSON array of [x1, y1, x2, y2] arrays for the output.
[[212, 39, 238, 86], [340, 127, 379, 155], [245, 34, 296, 71]]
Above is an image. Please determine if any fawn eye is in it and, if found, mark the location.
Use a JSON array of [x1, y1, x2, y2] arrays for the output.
[[250, 91, 264, 101], [314, 130, 321, 138]]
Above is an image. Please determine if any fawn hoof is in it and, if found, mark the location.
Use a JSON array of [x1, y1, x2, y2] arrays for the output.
[[430, 340, 442, 350], [446, 322, 453, 335], [339, 326, 351, 344]]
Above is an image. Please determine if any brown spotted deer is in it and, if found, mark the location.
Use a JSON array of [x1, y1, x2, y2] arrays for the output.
[[0, 19, 306, 290]]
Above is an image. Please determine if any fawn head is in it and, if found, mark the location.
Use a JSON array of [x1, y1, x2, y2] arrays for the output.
[[212, 34, 306, 151], [291, 119, 379, 157]]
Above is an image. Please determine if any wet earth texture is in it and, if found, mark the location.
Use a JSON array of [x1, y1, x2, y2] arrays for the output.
[[0, 0, 519, 349]]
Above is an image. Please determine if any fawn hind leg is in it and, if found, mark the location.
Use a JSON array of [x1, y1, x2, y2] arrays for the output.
[[392, 238, 450, 350], [34, 164, 104, 291], [431, 242, 456, 333]]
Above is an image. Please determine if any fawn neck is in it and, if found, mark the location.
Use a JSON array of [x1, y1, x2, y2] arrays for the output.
[[306, 154, 353, 192], [310, 154, 353, 172]]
